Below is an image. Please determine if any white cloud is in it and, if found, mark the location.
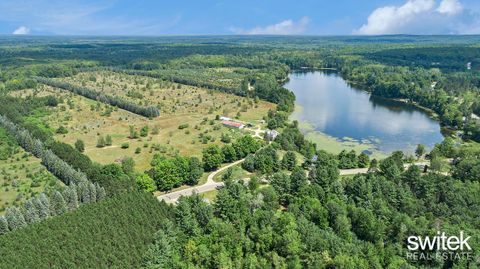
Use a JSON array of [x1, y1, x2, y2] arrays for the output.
[[0, 0, 181, 35], [437, 0, 463, 16], [12, 26, 30, 35], [231, 17, 309, 35], [355, 0, 479, 35]]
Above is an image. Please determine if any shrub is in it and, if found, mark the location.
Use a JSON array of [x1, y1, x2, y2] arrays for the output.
[[178, 123, 189, 130]]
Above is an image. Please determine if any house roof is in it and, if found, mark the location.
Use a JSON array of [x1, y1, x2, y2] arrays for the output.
[[221, 120, 244, 128]]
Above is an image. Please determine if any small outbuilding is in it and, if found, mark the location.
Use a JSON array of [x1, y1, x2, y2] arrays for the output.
[[222, 120, 245, 129]]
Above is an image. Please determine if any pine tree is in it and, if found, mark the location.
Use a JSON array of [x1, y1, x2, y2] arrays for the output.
[[0, 216, 9, 235], [97, 136, 106, 148], [88, 183, 97, 203], [34, 193, 50, 219], [63, 184, 79, 210], [95, 183, 106, 201], [5, 207, 26, 231], [78, 182, 91, 203], [50, 191, 68, 216], [23, 199, 40, 224], [105, 135, 113, 146]]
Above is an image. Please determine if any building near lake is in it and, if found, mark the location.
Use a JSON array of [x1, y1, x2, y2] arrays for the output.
[[265, 129, 279, 140]]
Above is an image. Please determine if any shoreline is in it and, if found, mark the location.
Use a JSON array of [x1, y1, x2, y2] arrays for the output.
[[283, 70, 444, 158]]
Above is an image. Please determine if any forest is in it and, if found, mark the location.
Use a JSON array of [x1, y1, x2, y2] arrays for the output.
[[0, 35, 479, 268]]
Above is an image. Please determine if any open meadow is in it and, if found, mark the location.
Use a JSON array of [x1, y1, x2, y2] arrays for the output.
[[0, 128, 61, 214], [12, 72, 275, 171]]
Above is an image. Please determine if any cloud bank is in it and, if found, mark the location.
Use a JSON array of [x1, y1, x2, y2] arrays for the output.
[[355, 0, 479, 34], [231, 17, 309, 35], [12, 26, 30, 35]]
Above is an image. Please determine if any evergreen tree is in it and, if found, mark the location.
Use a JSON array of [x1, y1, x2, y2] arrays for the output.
[[97, 136, 106, 148], [88, 183, 97, 203], [23, 199, 40, 224], [0, 216, 9, 235], [75, 139, 85, 152], [281, 151, 297, 171], [105, 135, 113, 146], [96, 183, 106, 201], [78, 182, 91, 204], [5, 207, 26, 231], [63, 184, 79, 210], [35, 193, 51, 219], [50, 191, 68, 216]]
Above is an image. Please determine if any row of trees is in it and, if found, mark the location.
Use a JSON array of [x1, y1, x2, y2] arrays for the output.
[[0, 95, 137, 196], [0, 182, 105, 234], [35, 77, 160, 118], [100, 66, 296, 114], [0, 115, 87, 185]]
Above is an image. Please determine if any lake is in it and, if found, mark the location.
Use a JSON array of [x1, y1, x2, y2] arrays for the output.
[[284, 71, 444, 156]]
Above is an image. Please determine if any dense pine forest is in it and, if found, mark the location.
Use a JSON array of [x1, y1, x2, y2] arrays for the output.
[[0, 35, 479, 268]]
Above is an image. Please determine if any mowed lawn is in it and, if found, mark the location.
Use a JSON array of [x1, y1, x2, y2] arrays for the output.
[[14, 74, 274, 172]]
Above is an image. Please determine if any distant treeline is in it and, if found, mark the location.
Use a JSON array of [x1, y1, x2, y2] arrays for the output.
[[35, 77, 160, 118]]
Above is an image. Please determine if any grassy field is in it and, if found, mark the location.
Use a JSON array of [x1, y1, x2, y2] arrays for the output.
[[0, 128, 61, 214], [213, 164, 253, 182], [13, 72, 275, 172], [201, 189, 218, 203]]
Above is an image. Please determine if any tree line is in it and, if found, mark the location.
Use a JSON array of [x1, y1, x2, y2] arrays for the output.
[[0, 181, 105, 235], [35, 77, 160, 118], [0, 115, 87, 185]]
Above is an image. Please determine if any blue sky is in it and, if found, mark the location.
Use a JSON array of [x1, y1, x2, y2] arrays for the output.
[[1, 0, 480, 35]]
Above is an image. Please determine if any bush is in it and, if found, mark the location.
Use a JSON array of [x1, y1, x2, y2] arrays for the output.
[[178, 123, 189, 130], [121, 143, 130, 149], [55, 126, 68, 134]]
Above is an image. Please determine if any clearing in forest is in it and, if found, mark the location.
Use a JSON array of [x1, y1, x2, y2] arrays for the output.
[[12, 73, 274, 171], [0, 127, 61, 214]]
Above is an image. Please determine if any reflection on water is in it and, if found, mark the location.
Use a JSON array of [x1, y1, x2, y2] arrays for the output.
[[284, 71, 444, 154]]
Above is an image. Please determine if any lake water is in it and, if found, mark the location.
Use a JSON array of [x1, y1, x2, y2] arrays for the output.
[[284, 71, 444, 155]]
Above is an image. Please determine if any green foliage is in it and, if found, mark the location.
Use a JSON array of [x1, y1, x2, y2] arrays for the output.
[[74, 139, 85, 152], [135, 173, 157, 193], [202, 145, 224, 171], [96, 135, 106, 148], [415, 144, 426, 159], [36, 77, 160, 118], [0, 192, 173, 269], [149, 154, 204, 191], [281, 151, 297, 171], [55, 126, 68, 134]]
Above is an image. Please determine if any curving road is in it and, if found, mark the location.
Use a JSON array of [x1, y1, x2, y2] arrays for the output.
[[157, 160, 431, 204], [157, 159, 245, 203]]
